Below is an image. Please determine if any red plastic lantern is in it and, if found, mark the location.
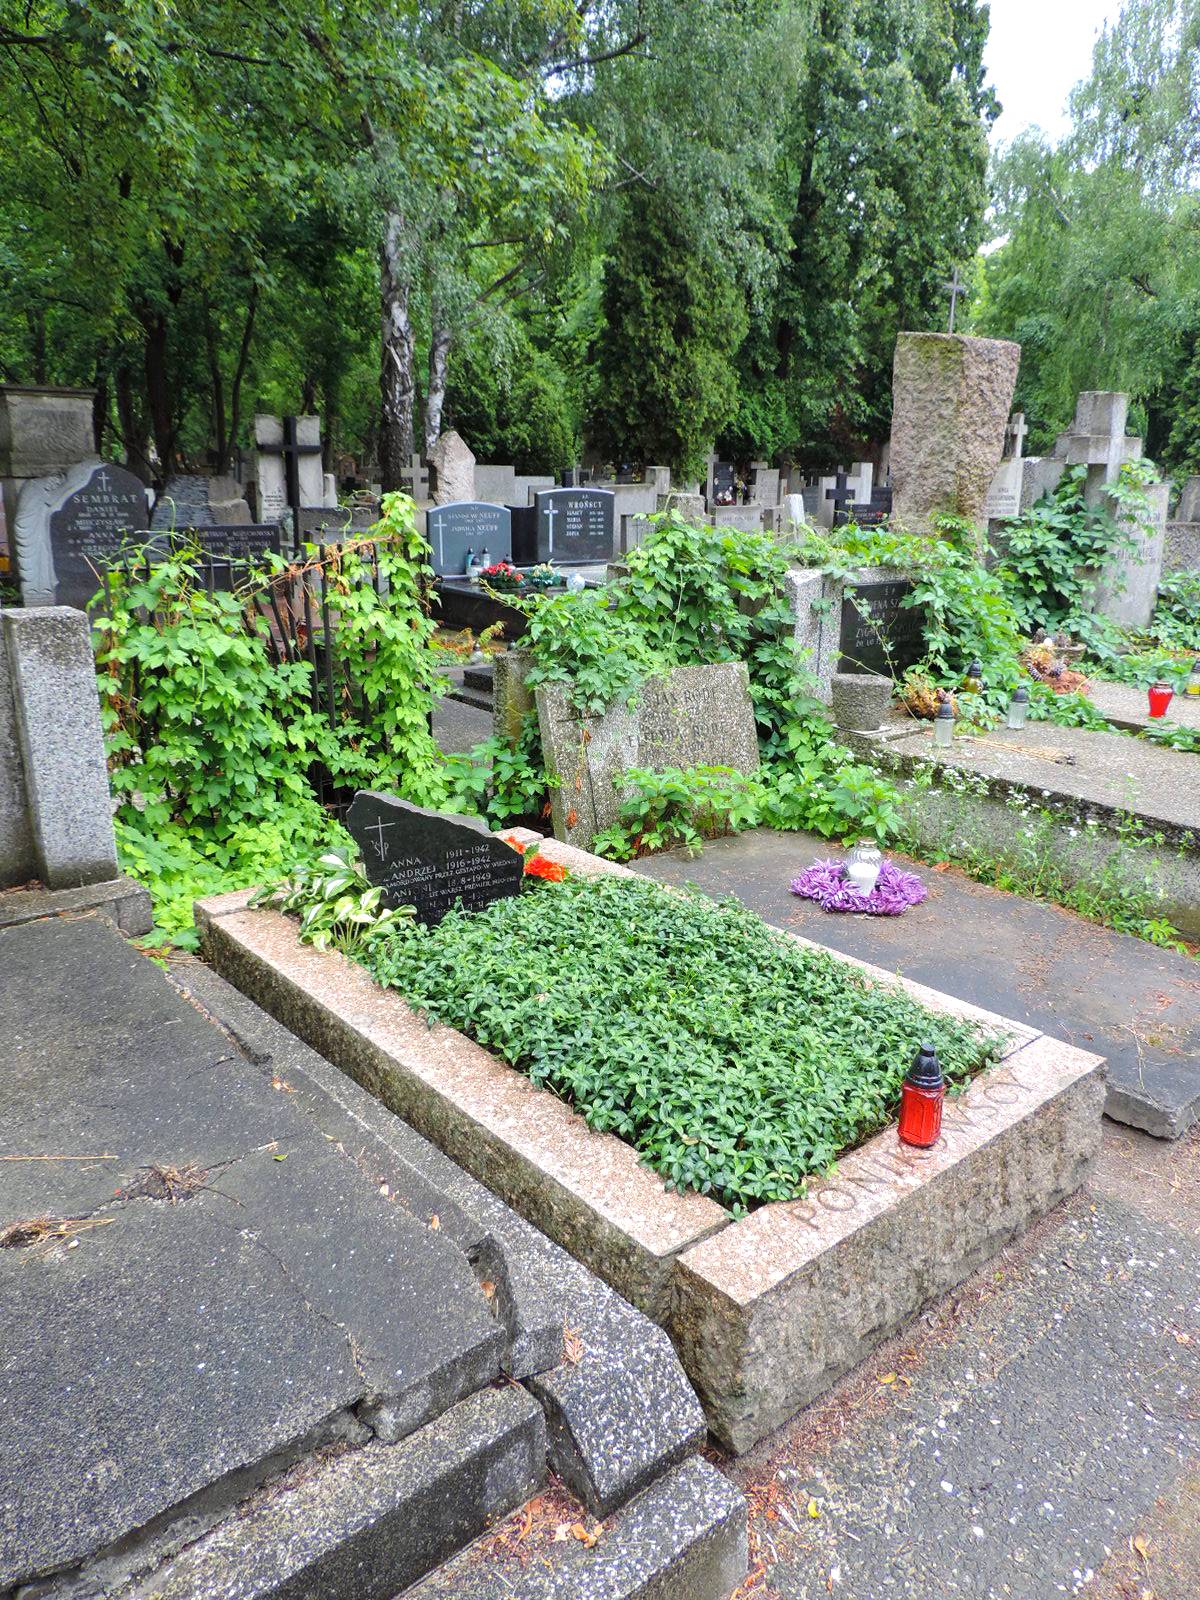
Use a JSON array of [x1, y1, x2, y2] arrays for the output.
[[898, 1044, 945, 1148], [1148, 681, 1174, 718]]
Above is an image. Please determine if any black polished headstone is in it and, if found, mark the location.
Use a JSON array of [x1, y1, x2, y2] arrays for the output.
[[509, 504, 537, 566], [533, 488, 615, 563], [180, 523, 281, 563], [47, 463, 150, 608], [425, 502, 513, 576], [711, 463, 736, 504], [838, 578, 925, 676], [346, 791, 524, 926]]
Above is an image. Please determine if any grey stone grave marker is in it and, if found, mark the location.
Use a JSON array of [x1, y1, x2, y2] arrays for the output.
[[14, 461, 150, 607], [426, 502, 513, 576], [838, 577, 925, 677], [346, 791, 524, 926], [534, 488, 615, 563]]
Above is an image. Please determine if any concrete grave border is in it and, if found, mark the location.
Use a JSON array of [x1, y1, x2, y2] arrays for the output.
[[197, 839, 1104, 1453]]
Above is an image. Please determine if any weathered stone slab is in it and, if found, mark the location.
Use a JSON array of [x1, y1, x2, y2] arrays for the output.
[[2, 606, 118, 887], [1165, 519, 1200, 572], [890, 333, 1021, 534], [0, 616, 34, 889], [128, 1389, 545, 1600], [536, 662, 760, 849], [0, 384, 95, 478], [0, 874, 152, 933], [672, 1033, 1104, 1452], [407, 1458, 748, 1600], [195, 893, 729, 1322]]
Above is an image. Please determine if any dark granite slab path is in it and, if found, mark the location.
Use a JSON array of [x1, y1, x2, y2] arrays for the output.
[[635, 828, 1200, 1139]]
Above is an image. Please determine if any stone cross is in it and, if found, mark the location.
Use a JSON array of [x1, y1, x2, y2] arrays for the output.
[[943, 266, 965, 334], [1005, 413, 1029, 460], [824, 471, 856, 518], [402, 453, 430, 502]]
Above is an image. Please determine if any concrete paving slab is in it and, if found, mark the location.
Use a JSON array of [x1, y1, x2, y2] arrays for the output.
[[635, 829, 1200, 1138], [0, 914, 506, 1591], [731, 1194, 1200, 1600]]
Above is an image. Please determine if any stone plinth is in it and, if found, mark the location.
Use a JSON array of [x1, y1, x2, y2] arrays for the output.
[[1, 607, 118, 888], [889, 333, 1021, 534], [0, 385, 95, 479], [536, 662, 760, 850]]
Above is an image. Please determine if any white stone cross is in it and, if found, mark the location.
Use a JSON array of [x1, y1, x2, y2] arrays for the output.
[[544, 501, 558, 554], [404, 453, 430, 501], [1005, 413, 1029, 461], [944, 266, 965, 334]]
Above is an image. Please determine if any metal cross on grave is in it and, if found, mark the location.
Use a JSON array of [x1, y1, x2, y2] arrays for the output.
[[257, 415, 322, 554], [944, 266, 966, 334], [825, 470, 857, 518]]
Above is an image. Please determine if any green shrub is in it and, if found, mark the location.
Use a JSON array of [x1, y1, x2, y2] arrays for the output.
[[367, 874, 1001, 1214]]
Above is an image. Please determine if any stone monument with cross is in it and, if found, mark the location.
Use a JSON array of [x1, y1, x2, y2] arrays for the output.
[[1021, 391, 1170, 627], [982, 412, 1028, 523], [814, 464, 874, 530], [943, 266, 966, 334], [253, 415, 334, 545]]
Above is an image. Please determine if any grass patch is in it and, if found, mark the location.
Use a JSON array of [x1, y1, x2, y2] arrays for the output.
[[369, 874, 1002, 1214]]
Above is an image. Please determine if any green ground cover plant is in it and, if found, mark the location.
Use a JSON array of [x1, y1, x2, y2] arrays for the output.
[[365, 873, 1000, 1214]]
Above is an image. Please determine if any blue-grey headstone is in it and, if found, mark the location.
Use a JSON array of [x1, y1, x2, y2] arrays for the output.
[[534, 489, 615, 563], [426, 502, 513, 576]]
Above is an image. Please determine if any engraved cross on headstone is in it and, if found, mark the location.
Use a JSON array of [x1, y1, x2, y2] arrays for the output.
[[544, 500, 558, 554], [943, 266, 966, 334], [364, 816, 394, 860], [428, 508, 446, 570], [94, 468, 112, 493]]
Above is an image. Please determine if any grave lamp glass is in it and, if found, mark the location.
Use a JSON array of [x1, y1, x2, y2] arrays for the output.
[[1188, 659, 1200, 699], [962, 659, 983, 694], [1006, 685, 1030, 730], [845, 839, 883, 899], [898, 1044, 945, 1148], [1148, 680, 1174, 719], [933, 700, 955, 747]]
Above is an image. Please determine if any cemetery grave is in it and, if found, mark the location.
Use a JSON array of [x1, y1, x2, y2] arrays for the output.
[[199, 809, 1104, 1454]]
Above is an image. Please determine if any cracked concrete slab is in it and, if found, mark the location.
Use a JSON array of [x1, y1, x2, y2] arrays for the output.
[[0, 915, 504, 1594]]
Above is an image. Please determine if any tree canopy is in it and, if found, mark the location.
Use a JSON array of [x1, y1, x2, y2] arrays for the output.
[[0, 0, 1012, 480]]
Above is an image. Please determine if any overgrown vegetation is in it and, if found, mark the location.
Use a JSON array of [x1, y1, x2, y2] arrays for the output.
[[365, 874, 1000, 1213]]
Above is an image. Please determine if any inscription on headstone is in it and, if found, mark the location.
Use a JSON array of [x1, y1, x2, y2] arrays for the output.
[[426, 502, 513, 576], [346, 791, 524, 926], [838, 579, 925, 677], [534, 488, 615, 563], [14, 461, 150, 607], [184, 523, 281, 564]]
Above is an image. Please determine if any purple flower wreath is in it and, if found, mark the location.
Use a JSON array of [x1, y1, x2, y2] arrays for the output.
[[790, 858, 928, 916]]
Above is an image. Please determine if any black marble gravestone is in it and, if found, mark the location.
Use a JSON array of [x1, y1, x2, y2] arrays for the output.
[[346, 791, 524, 926], [838, 578, 925, 676], [711, 463, 736, 505], [533, 488, 615, 563], [426, 502, 513, 576], [46, 463, 150, 608]]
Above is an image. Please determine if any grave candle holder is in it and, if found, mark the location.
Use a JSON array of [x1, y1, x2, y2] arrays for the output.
[[1148, 680, 1174, 718], [898, 1044, 945, 1148], [1006, 685, 1029, 730], [1187, 659, 1200, 698], [933, 700, 955, 747]]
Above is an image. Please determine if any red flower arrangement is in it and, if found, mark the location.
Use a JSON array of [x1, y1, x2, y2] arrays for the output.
[[480, 561, 524, 593], [501, 833, 568, 882]]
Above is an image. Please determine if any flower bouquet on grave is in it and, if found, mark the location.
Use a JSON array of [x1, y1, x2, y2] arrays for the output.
[[525, 562, 566, 592], [480, 561, 525, 594], [500, 833, 568, 882]]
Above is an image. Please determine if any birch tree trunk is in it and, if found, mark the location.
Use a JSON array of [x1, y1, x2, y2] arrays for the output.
[[379, 210, 417, 491], [423, 319, 453, 456]]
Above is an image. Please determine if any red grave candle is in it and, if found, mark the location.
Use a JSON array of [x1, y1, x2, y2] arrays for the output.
[[1148, 681, 1174, 718], [898, 1044, 945, 1148]]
